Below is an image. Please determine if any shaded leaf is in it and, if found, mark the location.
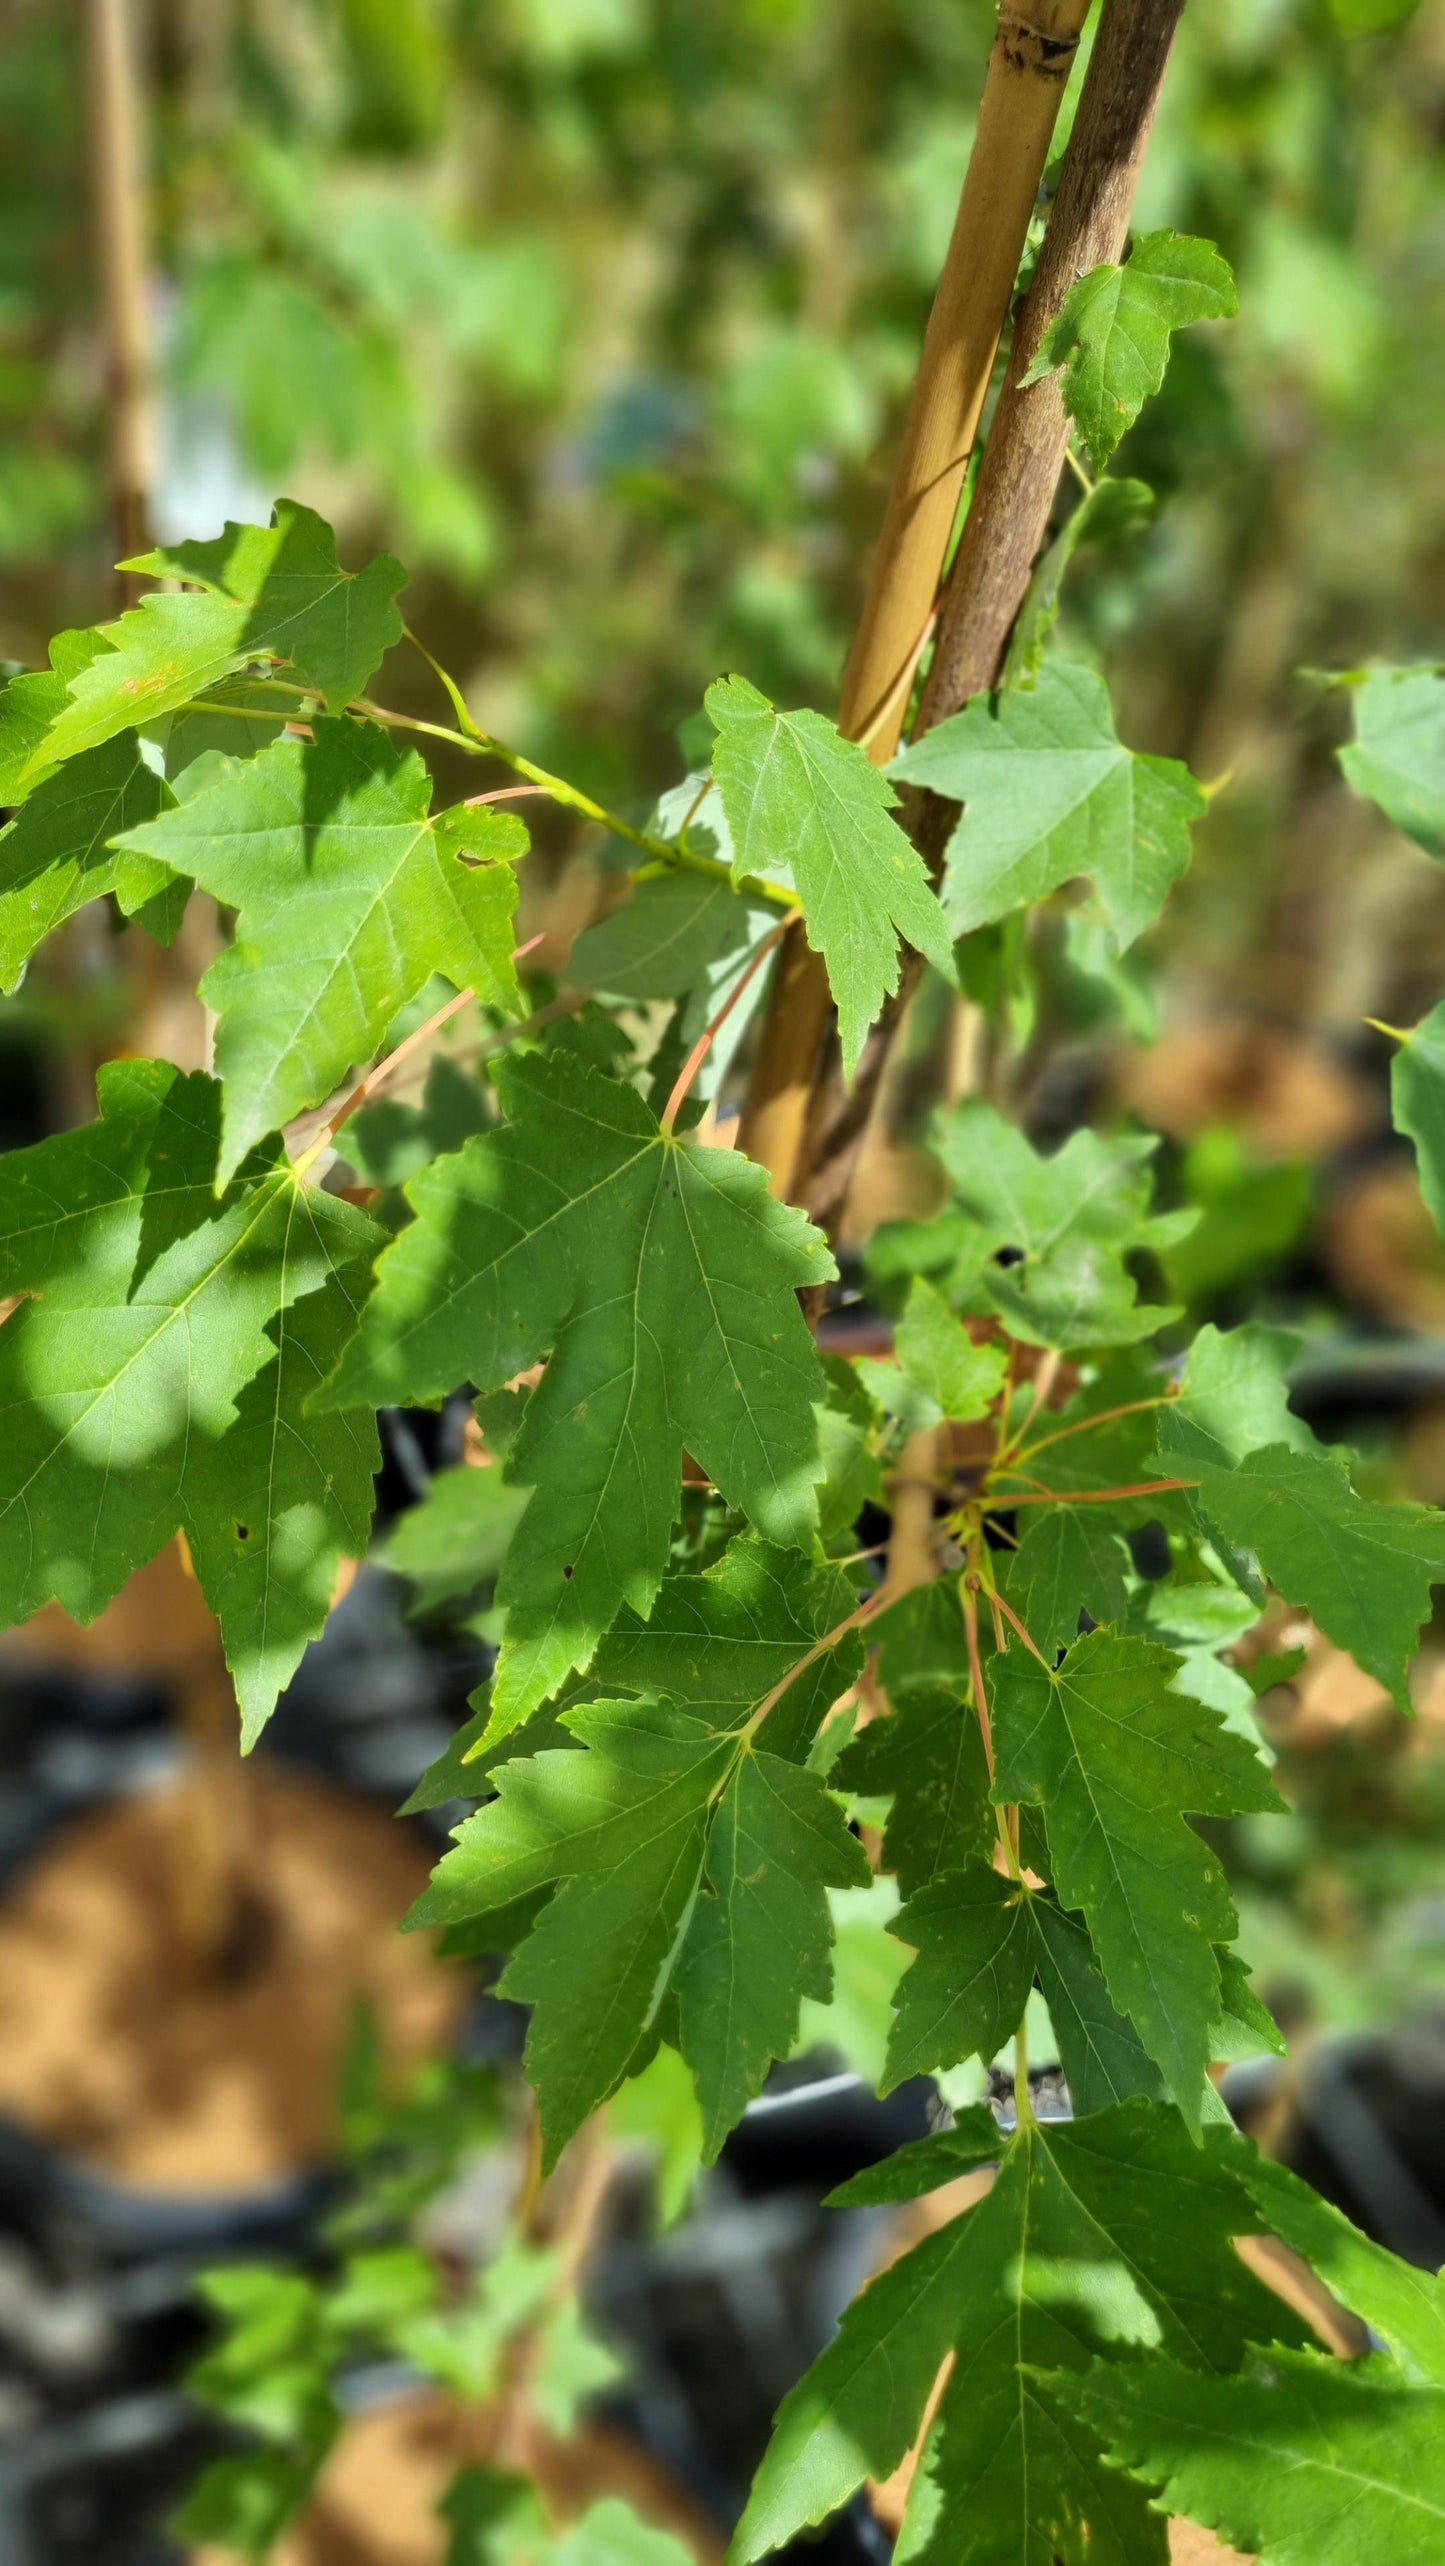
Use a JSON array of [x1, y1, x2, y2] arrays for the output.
[[0, 1060, 378, 1736], [29, 501, 405, 778], [0, 730, 178, 991], [119, 719, 523, 1180], [990, 1631, 1281, 2122], [322, 1047, 834, 1727], [1070, 2349, 1445, 2566]]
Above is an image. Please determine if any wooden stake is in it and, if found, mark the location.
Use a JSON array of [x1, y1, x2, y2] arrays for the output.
[[839, 1, 1092, 765], [792, 0, 1190, 1240], [737, 2, 1090, 1198], [86, 0, 154, 598], [917, 0, 1188, 730]]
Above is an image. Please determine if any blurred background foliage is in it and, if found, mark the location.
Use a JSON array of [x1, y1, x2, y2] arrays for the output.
[[3, 0, 1445, 2181]]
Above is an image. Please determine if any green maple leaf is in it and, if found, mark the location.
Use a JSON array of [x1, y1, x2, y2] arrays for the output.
[[1022, 230, 1237, 473], [881, 1866, 1254, 2118], [705, 675, 954, 1074], [833, 1686, 990, 1894], [878, 1099, 1187, 1349], [1386, 1002, 1445, 1235], [1004, 1506, 1133, 1657], [0, 627, 109, 800], [0, 1061, 379, 1738], [1070, 2352, 1445, 2566], [321, 1045, 835, 1727], [117, 719, 524, 1181], [994, 1351, 1188, 1653], [27, 501, 405, 779], [892, 661, 1204, 948], [825, 2108, 1003, 2206], [1338, 663, 1445, 857], [593, 1537, 862, 1761], [989, 1631, 1282, 2123], [732, 2100, 1306, 2566], [0, 729, 181, 991], [893, 1278, 1008, 1422], [882, 1864, 1036, 2091], [569, 868, 778, 1001], [1172, 1443, 1445, 1712], [382, 1461, 529, 1620], [411, 1686, 867, 2165], [1239, 2148, 1445, 2383]]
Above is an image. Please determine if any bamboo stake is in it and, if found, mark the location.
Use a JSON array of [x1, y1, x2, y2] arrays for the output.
[[86, 0, 153, 597], [736, 2, 1089, 1199], [840, 1, 1092, 764], [793, 0, 1190, 1243], [917, 0, 1187, 731]]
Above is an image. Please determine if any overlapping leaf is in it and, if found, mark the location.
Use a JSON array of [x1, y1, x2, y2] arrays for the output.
[[322, 1045, 834, 1726], [706, 675, 954, 1074], [871, 1100, 1188, 1348], [734, 2101, 1306, 2566], [1166, 1442, 1445, 1712], [0, 728, 181, 991], [1023, 230, 1238, 472], [411, 1682, 867, 2162], [25, 501, 405, 780], [118, 718, 524, 1180], [834, 1687, 990, 1895], [1071, 2351, 1445, 2566], [892, 662, 1204, 949], [1386, 1000, 1445, 1235], [0, 1060, 379, 1735], [990, 1631, 1282, 2122], [1338, 662, 1445, 857]]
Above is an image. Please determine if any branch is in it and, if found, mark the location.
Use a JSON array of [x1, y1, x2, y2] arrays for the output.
[[736, 0, 1091, 1203], [788, 0, 1189, 1240]]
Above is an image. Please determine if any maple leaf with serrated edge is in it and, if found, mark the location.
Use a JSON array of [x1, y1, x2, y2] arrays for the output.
[[731, 2100, 1309, 2566], [893, 1278, 1007, 1422], [892, 661, 1204, 949], [872, 1099, 1188, 1348], [0, 729, 182, 991], [408, 1690, 867, 2165], [117, 720, 523, 1182], [705, 675, 954, 1074], [320, 1046, 835, 1729], [1067, 2352, 1445, 2566], [882, 1865, 1035, 2091], [1022, 230, 1238, 473], [1164, 1438, 1445, 1712], [881, 1862, 1257, 2119], [0, 629, 110, 802], [833, 1688, 990, 1895], [989, 1631, 1282, 2126], [1386, 1002, 1445, 1236], [0, 1061, 379, 1737], [25, 501, 405, 780], [1338, 662, 1445, 858], [593, 1537, 863, 1761]]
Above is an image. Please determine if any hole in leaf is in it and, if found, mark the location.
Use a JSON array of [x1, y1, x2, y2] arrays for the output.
[[234, 1522, 251, 1544], [562, 1563, 574, 1579]]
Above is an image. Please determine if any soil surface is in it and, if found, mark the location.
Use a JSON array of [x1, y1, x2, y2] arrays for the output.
[[193, 2395, 725, 2566], [0, 1761, 461, 2189]]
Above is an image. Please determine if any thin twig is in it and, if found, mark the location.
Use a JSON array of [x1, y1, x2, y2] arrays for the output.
[[660, 918, 794, 1133], [991, 1478, 1195, 1509], [989, 1586, 1054, 1670], [1007, 1394, 1168, 1469]]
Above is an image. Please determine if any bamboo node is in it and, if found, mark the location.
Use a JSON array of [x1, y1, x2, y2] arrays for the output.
[[996, 9, 1081, 80]]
